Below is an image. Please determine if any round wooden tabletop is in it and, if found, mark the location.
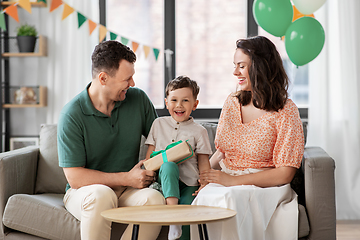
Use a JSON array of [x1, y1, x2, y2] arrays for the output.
[[101, 205, 236, 226]]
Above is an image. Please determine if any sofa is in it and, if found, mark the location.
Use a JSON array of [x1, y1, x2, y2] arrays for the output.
[[0, 122, 336, 240]]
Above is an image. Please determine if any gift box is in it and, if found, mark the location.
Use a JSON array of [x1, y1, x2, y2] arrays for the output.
[[143, 140, 193, 171]]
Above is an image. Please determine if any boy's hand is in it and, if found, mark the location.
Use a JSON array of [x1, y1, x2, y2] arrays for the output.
[[192, 179, 208, 196]]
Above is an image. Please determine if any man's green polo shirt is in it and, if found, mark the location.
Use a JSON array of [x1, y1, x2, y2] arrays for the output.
[[58, 83, 157, 190]]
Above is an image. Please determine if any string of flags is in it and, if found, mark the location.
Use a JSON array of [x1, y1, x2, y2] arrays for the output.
[[0, 0, 160, 61]]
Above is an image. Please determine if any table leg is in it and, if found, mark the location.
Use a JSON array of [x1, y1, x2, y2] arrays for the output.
[[198, 224, 204, 240], [198, 224, 210, 240], [132, 224, 139, 240], [202, 224, 209, 240]]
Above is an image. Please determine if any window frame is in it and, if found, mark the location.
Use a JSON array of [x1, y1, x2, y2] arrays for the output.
[[100, 0, 308, 120]]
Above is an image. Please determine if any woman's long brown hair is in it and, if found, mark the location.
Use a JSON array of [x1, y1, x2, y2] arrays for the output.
[[235, 36, 289, 112]]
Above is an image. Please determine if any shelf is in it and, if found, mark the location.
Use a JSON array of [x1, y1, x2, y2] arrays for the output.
[[1, 1, 46, 7], [3, 86, 47, 108], [2, 35, 47, 57]]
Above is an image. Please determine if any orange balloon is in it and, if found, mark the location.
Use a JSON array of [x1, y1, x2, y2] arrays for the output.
[[292, 5, 314, 22]]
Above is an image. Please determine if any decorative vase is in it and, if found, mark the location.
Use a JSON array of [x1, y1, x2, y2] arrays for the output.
[[16, 36, 37, 53]]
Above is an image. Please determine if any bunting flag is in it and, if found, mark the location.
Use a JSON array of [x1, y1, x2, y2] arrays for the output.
[[121, 36, 129, 46], [0, 12, 6, 31], [132, 41, 139, 53], [153, 48, 160, 61], [99, 24, 107, 42], [77, 12, 86, 28], [18, 0, 32, 14], [110, 32, 117, 41], [1, 1, 161, 61], [88, 19, 97, 35], [143, 45, 150, 59], [4, 4, 19, 23], [50, 0, 62, 12], [62, 3, 74, 20]]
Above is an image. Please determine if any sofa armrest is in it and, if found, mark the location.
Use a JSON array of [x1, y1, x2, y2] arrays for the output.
[[0, 146, 39, 198], [0, 146, 39, 237], [303, 147, 336, 240]]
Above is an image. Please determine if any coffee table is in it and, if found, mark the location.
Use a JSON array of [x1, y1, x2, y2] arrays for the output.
[[101, 205, 236, 240]]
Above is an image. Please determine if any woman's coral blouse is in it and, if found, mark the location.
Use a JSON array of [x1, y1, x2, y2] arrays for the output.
[[215, 95, 304, 171]]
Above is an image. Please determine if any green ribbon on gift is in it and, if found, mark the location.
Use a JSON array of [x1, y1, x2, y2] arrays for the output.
[[150, 140, 194, 164]]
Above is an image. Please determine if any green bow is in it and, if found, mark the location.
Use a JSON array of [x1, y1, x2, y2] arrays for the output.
[[150, 140, 194, 164]]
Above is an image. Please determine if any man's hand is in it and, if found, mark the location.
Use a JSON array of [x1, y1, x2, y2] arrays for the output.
[[127, 160, 156, 189]]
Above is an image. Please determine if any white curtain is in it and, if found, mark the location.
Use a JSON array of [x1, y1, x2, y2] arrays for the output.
[[40, 0, 99, 124], [307, 0, 360, 219]]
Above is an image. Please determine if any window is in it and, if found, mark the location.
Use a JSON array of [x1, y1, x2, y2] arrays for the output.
[[103, 0, 307, 119], [175, 0, 247, 108], [106, 0, 164, 107], [258, 28, 309, 109]]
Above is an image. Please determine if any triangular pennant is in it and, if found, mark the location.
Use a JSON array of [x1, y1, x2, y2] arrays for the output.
[[88, 19, 97, 35], [121, 37, 129, 46], [62, 3, 74, 20], [0, 13, 6, 31], [143, 45, 151, 58], [292, 5, 314, 22], [99, 24, 107, 42], [18, 0, 32, 14], [153, 48, 160, 61], [110, 32, 117, 41], [132, 42, 139, 53], [37, 0, 47, 3], [4, 4, 19, 23], [77, 12, 87, 28], [50, 0, 62, 12]]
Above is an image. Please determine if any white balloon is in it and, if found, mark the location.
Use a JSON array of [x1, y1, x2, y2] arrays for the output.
[[292, 0, 327, 14]]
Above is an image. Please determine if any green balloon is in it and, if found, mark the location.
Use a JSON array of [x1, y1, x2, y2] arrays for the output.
[[285, 17, 325, 66], [253, 0, 293, 37]]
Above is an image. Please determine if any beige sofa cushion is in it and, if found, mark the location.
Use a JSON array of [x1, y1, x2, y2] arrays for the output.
[[3, 194, 80, 240], [35, 124, 67, 194], [198, 122, 217, 153], [298, 204, 310, 238]]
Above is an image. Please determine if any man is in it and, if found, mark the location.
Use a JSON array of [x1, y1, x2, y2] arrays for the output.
[[58, 41, 165, 240]]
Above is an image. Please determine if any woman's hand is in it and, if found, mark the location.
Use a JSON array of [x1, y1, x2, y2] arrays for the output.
[[199, 169, 235, 187]]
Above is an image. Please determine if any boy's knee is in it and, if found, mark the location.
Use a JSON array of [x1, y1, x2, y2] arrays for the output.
[[159, 162, 179, 175]]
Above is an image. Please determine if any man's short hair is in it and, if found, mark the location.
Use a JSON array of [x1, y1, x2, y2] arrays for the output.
[[165, 75, 200, 100], [91, 41, 136, 78]]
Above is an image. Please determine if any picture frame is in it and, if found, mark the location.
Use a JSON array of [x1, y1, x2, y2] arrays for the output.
[[10, 137, 39, 151]]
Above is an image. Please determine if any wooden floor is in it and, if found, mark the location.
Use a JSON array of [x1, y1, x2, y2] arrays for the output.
[[337, 220, 360, 240]]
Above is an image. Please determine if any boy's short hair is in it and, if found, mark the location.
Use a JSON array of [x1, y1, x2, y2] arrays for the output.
[[165, 75, 200, 99]]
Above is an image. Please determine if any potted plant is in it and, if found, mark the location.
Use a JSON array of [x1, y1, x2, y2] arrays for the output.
[[16, 23, 38, 53]]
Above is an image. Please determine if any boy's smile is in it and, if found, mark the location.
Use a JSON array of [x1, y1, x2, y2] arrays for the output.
[[165, 87, 199, 123]]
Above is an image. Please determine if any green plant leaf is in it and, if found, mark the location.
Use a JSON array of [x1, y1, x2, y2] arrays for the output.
[[16, 23, 37, 36]]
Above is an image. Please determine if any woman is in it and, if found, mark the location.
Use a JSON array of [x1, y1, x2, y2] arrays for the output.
[[191, 36, 304, 240]]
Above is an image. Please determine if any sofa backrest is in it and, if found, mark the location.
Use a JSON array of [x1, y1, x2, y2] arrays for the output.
[[33, 122, 306, 195], [35, 124, 67, 194], [33, 123, 220, 194]]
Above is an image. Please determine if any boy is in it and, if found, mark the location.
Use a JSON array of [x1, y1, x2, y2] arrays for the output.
[[145, 76, 212, 240]]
